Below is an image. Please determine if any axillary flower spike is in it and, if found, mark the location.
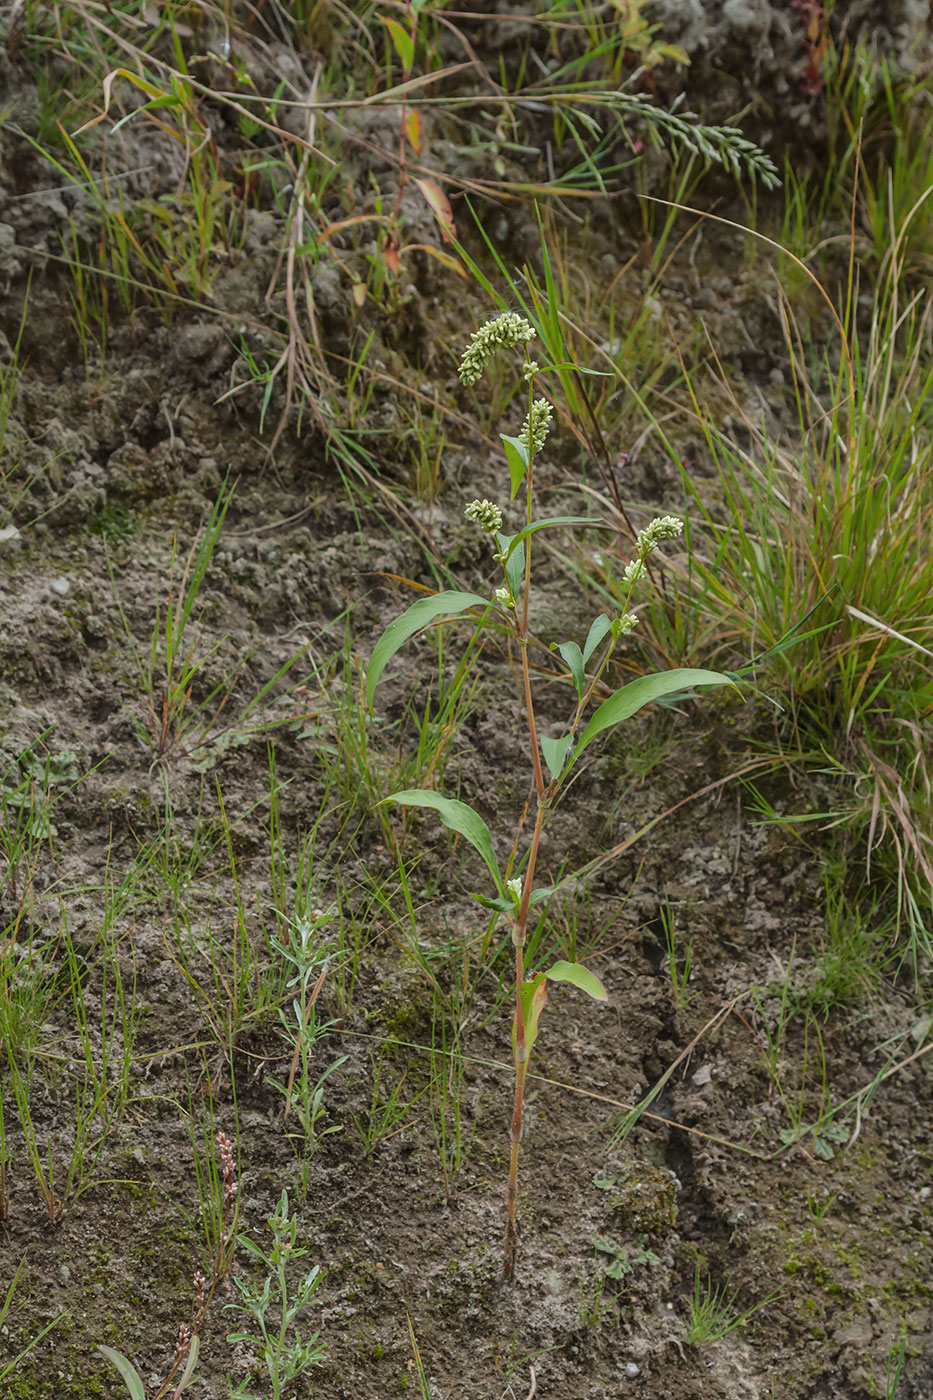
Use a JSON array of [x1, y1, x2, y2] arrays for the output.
[[519, 398, 553, 456], [465, 499, 503, 535]]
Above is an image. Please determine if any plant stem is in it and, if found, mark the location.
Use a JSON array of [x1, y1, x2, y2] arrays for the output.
[[504, 802, 546, 1280], [504, 406, 550, 1280], [519, 385, 545, 805], [520, 637, 546, 803]]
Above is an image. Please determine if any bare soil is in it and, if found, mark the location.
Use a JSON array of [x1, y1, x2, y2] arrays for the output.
[[0, 7, 931, 1400]]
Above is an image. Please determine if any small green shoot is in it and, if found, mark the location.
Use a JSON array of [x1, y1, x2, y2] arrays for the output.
[[226, 1190, 326, 1400], [685, 1263, 777, 1346], [659, 897, 694, 1008], [267, 908, 347, 1163]]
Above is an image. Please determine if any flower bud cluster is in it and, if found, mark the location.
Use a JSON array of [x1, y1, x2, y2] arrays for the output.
[[216, 1130, 237, 1213], [458, 313, 536, 386], [464, 498, 503, 535], [172, 1323, 192, 1369], [613, 612, 639, 636]]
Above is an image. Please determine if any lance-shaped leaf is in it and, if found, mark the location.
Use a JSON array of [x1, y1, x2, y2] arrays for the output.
[[405, 109, 422, 154], [501, 433, 529, 498], [495, 531, 526, 601], [541, 732, 574, 781], [514, 973, 548, 1061], [497, 516, 601, 564], [535, 362, 613, 377], [367, 591, 487, 706], [513, 960, 606, 1064], [556, 639, 585, 697], [571, 668, 737, 765], [555, 614, 612, 703], [380, 16, 414, 71], [175, 1335, 200, 1394], [583, 614, 613, 665], [544, 959, 608, 1000], [472, 885, 557, 914], [382, 790, 505, 896], [414, 178, 456, 242], [98, 1348, 147, 1400]]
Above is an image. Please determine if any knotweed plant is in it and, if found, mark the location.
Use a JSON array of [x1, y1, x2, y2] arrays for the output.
[[367, 313, 736, 1279], [99, 1130, 239, 1399]]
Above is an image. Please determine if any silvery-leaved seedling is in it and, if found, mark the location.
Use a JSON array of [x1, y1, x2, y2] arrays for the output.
[[367, 312, 736, 1279]]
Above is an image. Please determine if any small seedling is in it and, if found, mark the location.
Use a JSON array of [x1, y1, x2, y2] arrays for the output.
[[885, 1336, 907, 1400], [267, 907, 347, 1160], [592, 1233, 660, 1280], [659, 896, 694, 1008], [367, 312, 737, 1278], [685, 1262, 777, 1345], [0, 740, 81, 925], [406, 1313, 432, 1400], [780, 1115, 849, 1161], [350, 1052, 427, 1155], [225, 1189, 326, 1400]]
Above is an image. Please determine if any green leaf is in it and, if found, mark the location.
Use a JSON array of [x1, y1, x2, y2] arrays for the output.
[[497, 516, 601, 563], [176, 1335, 200, 1392], [473, 885, 556, 913], [556, 640, 585, 697], [572, 668, 737, 764], [98, 1347, 147, 1400], [516, 973, 548, 1058], [367, 590, 487, 706], [495, 532, 526, 600], [541, 732, 574, 781], [582, 614, 613, 665], [544, 959, 608, 1000], [382, 790, 504, 895], [501, 434, 529, 498], [380, 16, 414, 71], [536, 362, 613, 377], [471, 891, 513, 913]]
